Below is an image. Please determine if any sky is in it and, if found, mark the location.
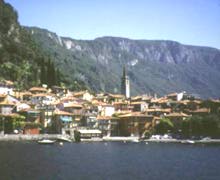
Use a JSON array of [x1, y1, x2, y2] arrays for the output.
[[5, 0, 220, 49]]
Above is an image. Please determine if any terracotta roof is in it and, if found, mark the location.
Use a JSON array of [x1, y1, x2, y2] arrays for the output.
[[118, 112, 153, 118], [192, 100, 202, 104], [0, 113, 21, 118], [21, 91, 32, 96], [102, 104, 114, 107], [131, 96, 142, 100], [146, 108, 171, 113], [92, 101, 108, 106], [151, 97, 167, 103], [94, 96, 105, 100], [176, 100, 190, 105], [167, 93, 177, 97], [32, 93, 54, 97], [51, 100, 60, 105], [113, 101, 128, 105], [131, 101, 146, 105], [114, 110, 132, 115], [73, 91, 89, 97], [108, 93, 125, 98], [64, 102, 83, 108], [96, 116, 115, 120], [165, 112, 189, 117], [29, 87, 47, 92], [61, 96, 77, 101], [157, 99, 170, 104], [54, 110, 73, 116], [18, 108, 39, 113], [187, 108, 210, 113]]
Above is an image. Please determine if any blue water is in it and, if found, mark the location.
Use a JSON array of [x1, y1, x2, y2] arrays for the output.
[[0, 142, 220, 180]]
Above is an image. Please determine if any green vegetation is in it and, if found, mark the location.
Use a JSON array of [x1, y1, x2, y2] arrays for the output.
[[153, 101, 220, 138], [153, 115, 220, 138], [0, 0, 87, 91], [0, 114, 25, 133], [154, 118, 174, 135], [39, 56, 62, 87], [181, 115, 220, 138]]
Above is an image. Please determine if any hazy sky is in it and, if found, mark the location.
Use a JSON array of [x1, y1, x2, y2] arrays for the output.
[[5, 0, 220, 49]]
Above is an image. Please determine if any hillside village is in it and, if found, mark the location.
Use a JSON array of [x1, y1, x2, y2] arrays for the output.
[[1, 75, 220, 140], [1, 0, 220, 141]]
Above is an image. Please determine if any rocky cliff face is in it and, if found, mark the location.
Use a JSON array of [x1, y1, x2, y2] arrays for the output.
[[27, 27, 220, 98]]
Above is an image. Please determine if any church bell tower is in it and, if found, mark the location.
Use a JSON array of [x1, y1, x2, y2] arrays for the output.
[[121, 66, 130, 98]]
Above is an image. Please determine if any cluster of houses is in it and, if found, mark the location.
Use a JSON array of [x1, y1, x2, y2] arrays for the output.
[[0, 79, 217, 138]]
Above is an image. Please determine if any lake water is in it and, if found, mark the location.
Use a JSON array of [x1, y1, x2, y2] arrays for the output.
[[0, 141, 220, 180]]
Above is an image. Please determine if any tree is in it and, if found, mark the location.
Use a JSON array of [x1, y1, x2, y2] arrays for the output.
[[201, 100, 220, 114], [181, 115, 220, 138], [154, 118, 174, 135], [40, 57, 47, 84]]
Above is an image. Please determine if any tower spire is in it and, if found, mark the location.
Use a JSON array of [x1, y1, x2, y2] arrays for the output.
[[121, 65, 130, 98], [123, 65, 126, 78]]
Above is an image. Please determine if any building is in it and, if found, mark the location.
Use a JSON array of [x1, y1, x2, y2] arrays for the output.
[[73, 90, 94, 102], [117, 112, 154, 137], [131, 101, 148, 112], [0, 94, 18, 115], [29, 87, 47, 94], [0, 80, 14, 95], [97, 116, 119, 136], [53, 109, 73, 134], [121, 66, 130, 99]]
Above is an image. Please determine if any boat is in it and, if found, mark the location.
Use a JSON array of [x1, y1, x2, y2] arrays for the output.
[[132, 139, 140, 143], [187, 140, 195, 144], [57, 136, 72, 142], [38, 139, 56, 144], [181, 140, 195, 144]]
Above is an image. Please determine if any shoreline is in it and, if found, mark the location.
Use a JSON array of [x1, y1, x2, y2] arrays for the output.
[[144, 139, 220, 144], [0, 134, 72, 141], [0, 134, 220, 144]]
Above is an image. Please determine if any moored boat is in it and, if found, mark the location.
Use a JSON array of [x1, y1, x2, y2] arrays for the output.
[[38, 139, 56, 144], [181, 140, 195, 144], [57, 136, 72, 142], [132, 138, 140, 143]]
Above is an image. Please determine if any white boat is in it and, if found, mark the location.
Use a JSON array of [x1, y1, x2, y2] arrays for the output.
[[132, 139, 140, 143], [57, 136, 72, 142], [181, 140, 195, 144], [187, 140, 195, 144], [38, 139, 56, 144]]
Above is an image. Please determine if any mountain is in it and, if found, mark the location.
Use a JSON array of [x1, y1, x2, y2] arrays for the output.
[[26, 27, 220, 98], [5, 0, 219, 99]]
